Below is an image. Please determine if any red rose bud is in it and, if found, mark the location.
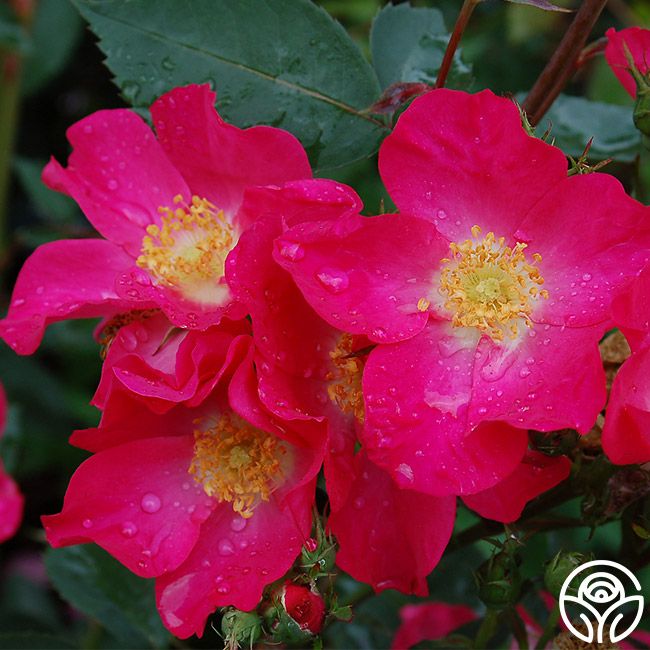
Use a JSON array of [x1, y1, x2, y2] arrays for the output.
[[282, 583, 326, 634]]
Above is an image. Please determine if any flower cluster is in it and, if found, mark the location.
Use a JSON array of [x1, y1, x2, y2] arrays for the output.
[[2, 68, 650, 639]]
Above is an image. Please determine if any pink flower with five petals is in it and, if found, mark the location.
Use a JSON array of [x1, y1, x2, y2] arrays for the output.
[[42, 328, 326, 638], [274, 89, 650, 497], [0, 84, 311, 355]]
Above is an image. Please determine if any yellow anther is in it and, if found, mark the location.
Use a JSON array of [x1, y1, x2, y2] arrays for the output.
[[137, 195, 235, 305], [327, 334, 366, 423], [417, 297, 431, 312], [438, 227, 548, 341], [190, 413, 287, 519]]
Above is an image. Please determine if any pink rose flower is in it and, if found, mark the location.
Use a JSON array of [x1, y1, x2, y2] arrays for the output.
[[42, 329, 326, 638], [275, 89, 650, 497], [0, 84, 311, 354]]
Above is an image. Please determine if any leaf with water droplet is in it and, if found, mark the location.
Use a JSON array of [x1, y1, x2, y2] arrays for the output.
[[72, 0, 385, 170]]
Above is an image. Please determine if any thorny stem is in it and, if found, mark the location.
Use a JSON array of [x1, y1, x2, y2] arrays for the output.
[[522, 0, 609, 126], [435, 0, 482, 89]]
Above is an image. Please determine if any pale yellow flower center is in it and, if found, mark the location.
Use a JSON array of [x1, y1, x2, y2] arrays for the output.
[[137, 194, 235, 305], [190, 413, 287, 519], [438, 225, 548, 341]]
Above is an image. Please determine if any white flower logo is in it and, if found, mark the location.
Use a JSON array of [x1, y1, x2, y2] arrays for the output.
[[559, 559, 644, 644]]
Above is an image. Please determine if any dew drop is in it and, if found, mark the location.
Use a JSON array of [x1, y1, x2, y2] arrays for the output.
[[519, 367, 531, 378], [121, 522, 138, 538], [231, 516, 247, 532], [141, 493, 162, 514], [277, 239, 305, 261], [218, 539, 235, 556], [582, 273, 592, 282], [353, 497, 365, 510], [121, 329, 138, 351], [315, 268, 349, 293], [82, 518, 93, 529]]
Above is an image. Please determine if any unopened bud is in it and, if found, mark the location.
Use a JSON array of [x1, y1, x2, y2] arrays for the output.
[[544, 551, 592, 599], [265, 582, 326, 645], [475, 549, 522, 610], [221, 609, 262, 649]]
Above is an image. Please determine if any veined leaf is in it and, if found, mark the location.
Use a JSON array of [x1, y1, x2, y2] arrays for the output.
[[72, 0, 387, 170], [370, 3, 472, 91]]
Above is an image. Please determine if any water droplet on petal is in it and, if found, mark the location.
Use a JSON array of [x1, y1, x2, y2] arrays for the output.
[[353, 497, 365, 509], [582, 273, 592, 282], [82, 518, 93, 529], [121, 522, 138, 537], [231, 516, 247, 532], [277, 239, 305, 261], [519, 367, 531, 378], [315, 268, 350, 294], [121, 329, 138, 351], [218, 538, 235, 556], [141, 493, 162, 514]]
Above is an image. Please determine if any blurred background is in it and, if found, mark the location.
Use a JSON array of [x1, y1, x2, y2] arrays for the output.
[[0, 0, 649, 648]]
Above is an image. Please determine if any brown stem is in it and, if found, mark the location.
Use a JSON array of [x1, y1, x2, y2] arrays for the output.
[[435, 0, 481, 89], [522, 0, 609, 126]]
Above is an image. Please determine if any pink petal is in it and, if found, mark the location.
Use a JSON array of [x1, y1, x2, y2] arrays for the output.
[[95, 313, 250, 410], [602, 346, 650, 465], [330, 452, 455, 596], [228, 190, 353, 380], [71, 387, 200, 452], [462, 451, 570, 522], [0, 239, 142, 355], [362, 321, 528, 495], [0, 461, 23, 543], [155, 483, 314, 638], [520, 174, 650, 329], [273, 213, 448, 343], [235, 179, 362, 233], [379, 89, 568, 243], [112, 267, 248, 332], [612, 263, 650, 352], [605, 27, 650, 98], [392, 602, 477, 650], [150, 85, 311, 217], [468, 323, 606, 434], [42, 436, 215, 578], [42, 111, 189, 257]]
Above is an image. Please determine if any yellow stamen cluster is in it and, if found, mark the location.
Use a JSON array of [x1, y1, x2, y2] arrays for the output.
[[136, 195, 234, 303], [439, 225, 548, 341], [97, 309, 159, 359], [190, 413, 287, 519], [327, 334, 366, 422]]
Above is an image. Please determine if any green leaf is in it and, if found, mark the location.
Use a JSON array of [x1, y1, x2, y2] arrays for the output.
[[541, 95, 641, 162], [44, 545, 170, 649], [22, 0, 84, 96], [370, 3, 472, 90], [72, 0, 386, 170]]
